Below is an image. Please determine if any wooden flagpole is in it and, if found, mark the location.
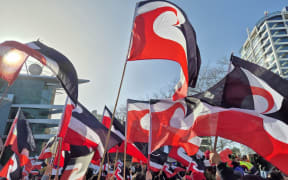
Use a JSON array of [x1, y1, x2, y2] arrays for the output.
[[123, 130, 128, 179], [212, 54, 233, 153], [147, 100, 153, 172], [213, 136, 218, 152], [123, 101, 129, 180], [53, 96, 69, 179], [97, 3, 138, 180], [111, 149, 119, 180], [97, 61, 127, 180]]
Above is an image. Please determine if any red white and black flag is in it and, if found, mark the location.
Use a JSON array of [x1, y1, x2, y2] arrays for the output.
[[102, 106, 125, 140], [26, 41, 79, 104], [63, 102, 122, 156], [168, 147, 205, 177], [126, 99, 150, 143], [191, 55, 288, 174], [102, 106, 148, 163], [149, 98, 201, 154], [0, 108, 36, 168], [38, 136, 57, 160], [149, 146, 170, 172], [0, 41, 79, 103], [61, 145, 95, 180], [0, 154, 21, 180], [128, 0, 201, 100], [151, 55, 288, 173]]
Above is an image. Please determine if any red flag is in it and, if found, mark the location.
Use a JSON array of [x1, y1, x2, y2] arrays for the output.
[[63, 102, 121, 157], [126, 99, 150, 143], [0, 154, 21, 179], [38, 136, 56, 160], [58, 98, 74, 138], [1, 108, 35, 167], [127, 0, 201, 100], [150, 99, 200, 153], [102, 106, 147, 163], [60, 151, 94, 180], [191, 55, 288, 174]]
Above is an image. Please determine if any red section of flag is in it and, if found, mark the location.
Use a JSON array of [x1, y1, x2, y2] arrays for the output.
[[128, 7, 189, 99], [150, 100, 197, 153], [102, 114, 111, 129], [192, 108, 288, 174], [0, 41, 46, 85], [126, 102, 150, 143], [109, 142, 147, 163], [220, 148, 233, 167], [0, 157, 14, 178], [65, 127, 99, 149], [58, 100, 74, 138]]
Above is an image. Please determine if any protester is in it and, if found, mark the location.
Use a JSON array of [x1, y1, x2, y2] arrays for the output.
[[210, 151, 286, 180]]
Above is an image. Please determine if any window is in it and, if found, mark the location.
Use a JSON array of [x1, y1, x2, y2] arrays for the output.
[[275, 45, 288, 51], [261, 32, 269, 42], [262, 41, 271, 51], [278, 52, 288, 58], [282, 69, 288, 76], [271, 29, 287, 36], [280, 60, 288, 68], [273, 37, 288, 43], [267, 15, 282, 21], [268, 22, 285, 28]]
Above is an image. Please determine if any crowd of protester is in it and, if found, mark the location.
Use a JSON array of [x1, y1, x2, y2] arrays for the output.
[[84, 151, 288, 180], [22, 149, 288, 180]]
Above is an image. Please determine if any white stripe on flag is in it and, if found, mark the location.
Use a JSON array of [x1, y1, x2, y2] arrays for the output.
[[69, 116, 102, 147]]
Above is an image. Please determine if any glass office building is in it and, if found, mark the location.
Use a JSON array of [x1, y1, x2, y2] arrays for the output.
[[240, 7, 288, 78], [0, 61, 88, 155]]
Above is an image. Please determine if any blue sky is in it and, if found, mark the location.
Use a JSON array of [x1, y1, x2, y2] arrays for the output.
[[0, 0, 286, 113]]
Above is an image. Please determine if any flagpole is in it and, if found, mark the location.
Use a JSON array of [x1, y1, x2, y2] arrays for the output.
[[97, 62, 127, 180], [55, 137, 63, 180], [97, 3, 138, 180], [213, 136, 218, 152], [52, 96, 68, 179], [123, 103, 128, 180], [213, 54, 233, 153], [147, 100, 152, 172], [111, 149, 119, 180]]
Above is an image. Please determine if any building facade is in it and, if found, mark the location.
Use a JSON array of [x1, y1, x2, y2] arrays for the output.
[[0, 73, 88, 155], [240, 7, 288, 78]]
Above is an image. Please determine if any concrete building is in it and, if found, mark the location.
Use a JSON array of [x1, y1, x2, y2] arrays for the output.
[[240, 7, 288, 78], [0, 62, 88, 155]]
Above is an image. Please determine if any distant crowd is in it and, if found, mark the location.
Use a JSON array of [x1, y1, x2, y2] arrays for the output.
[[24, 149, 288, 180]]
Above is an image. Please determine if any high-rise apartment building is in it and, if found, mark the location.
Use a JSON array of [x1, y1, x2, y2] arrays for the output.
[[240, 7, 288, 78]]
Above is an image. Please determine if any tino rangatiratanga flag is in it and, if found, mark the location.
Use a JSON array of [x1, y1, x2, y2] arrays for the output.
[[128, 0, 201, 100]]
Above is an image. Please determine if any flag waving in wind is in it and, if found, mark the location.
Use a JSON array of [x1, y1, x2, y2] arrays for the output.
[[0, 108, 35, 174], [63, 102, 122, 157], [191, 55, 288, 174], [27, 41, 79, 104], [128, 0, 201, 100], [102, 106, 147, 163], [0, 40, 79, 104]]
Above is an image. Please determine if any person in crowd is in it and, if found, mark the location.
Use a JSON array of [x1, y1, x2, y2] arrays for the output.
[[210, 151, 284, 180], [232, 161, 245, 177]]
